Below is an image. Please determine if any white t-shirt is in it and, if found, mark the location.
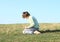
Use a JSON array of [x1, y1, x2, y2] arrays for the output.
[[27, 16, 39, 28]]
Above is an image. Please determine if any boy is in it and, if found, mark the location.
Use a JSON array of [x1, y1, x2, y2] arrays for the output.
[[22, 11, 40, 34]]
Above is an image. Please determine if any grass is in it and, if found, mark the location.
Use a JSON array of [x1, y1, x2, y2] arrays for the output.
[[0, 23, 60, 42]]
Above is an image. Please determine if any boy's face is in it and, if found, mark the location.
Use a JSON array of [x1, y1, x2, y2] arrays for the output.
[[22, 14, 27, 18]]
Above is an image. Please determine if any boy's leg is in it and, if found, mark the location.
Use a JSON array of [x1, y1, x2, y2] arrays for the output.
[[34, 30, 41, 35], [32, 28, 41, 35], [23, 28, 41, 34], [23, 29, 34, 34]]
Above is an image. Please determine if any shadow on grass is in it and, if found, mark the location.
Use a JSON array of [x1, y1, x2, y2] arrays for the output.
[[40, 30, 60, 33]]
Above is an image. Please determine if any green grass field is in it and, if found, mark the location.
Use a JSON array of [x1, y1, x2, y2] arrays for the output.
[[0, 23, 60, 42]]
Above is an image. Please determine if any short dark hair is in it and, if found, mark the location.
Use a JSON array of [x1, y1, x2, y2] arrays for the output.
[[22, 11, 30, 18]]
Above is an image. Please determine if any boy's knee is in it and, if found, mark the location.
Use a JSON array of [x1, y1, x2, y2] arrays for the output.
[[23, 31, 26, 34]]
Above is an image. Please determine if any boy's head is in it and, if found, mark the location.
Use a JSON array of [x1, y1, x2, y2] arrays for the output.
[[22, 11, 30, 18]]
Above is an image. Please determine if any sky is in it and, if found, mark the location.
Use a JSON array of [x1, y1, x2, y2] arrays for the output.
[[0, 0, 60, 24]]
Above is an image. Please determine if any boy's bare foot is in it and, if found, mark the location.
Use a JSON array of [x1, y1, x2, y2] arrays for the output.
[[34, 31, 41, 35]]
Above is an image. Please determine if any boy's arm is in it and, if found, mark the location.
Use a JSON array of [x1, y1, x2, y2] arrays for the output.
[[27, 22, 34, 28], [26, 17, 35, 28]]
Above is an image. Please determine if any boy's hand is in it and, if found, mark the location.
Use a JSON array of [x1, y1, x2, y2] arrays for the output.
[[25, 26, 29, 29], [25, 26, 26, 28]]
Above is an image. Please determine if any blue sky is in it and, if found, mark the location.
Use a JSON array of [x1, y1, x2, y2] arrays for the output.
[[0, 0, 60, 24]]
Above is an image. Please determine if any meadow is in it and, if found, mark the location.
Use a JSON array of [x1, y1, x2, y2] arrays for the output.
[[0, 23, 60, 42]]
